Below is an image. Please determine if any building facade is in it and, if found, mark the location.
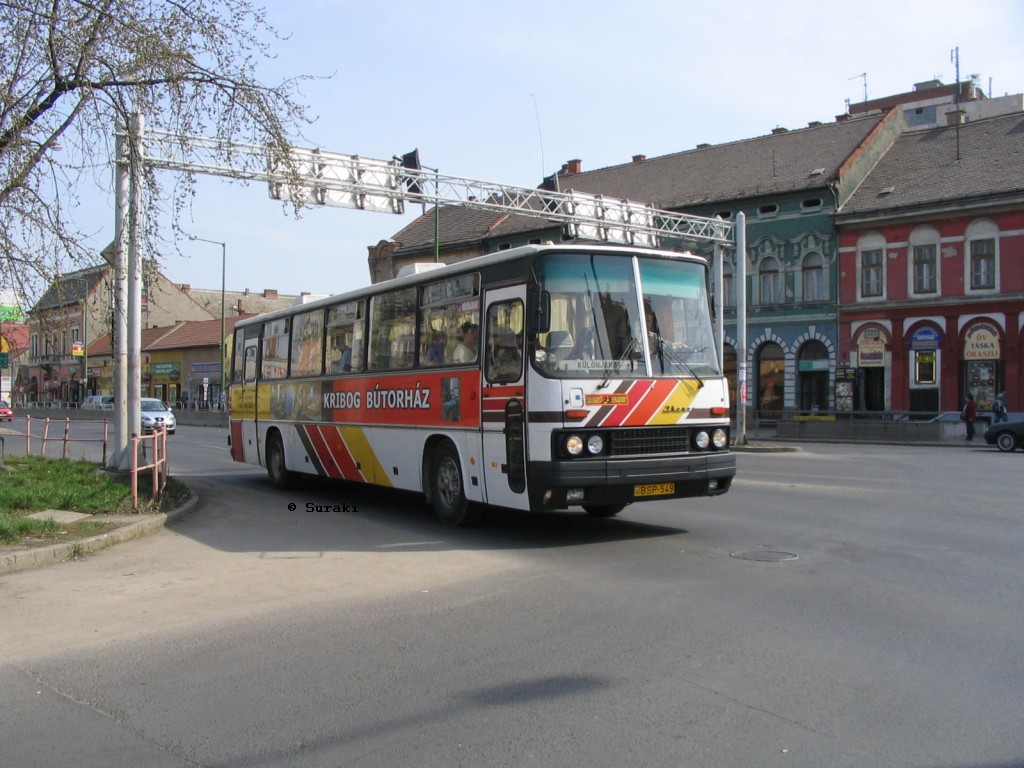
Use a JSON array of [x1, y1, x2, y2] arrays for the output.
[[836, 112, 1024, 416]]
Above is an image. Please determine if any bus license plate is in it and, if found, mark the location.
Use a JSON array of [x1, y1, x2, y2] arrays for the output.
[[633, 482, 675, 498]]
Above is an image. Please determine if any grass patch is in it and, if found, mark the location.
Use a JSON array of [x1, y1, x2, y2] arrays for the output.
[[1, 455, 132, 514], [0, 455, 190, 548]]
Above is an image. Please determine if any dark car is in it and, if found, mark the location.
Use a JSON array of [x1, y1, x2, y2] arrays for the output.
[[983, 418, 1024, 452]]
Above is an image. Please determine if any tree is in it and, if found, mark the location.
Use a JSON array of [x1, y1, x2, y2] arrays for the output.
[[0, 0, 313, 303]]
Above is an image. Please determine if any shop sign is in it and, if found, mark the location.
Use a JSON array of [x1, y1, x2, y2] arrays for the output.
[[798, 359, 830, 371], [150, 362, 180, 375], [910, 325, 942, 350], [857, 329, 886, 368], [963, 322, 1000, 360]]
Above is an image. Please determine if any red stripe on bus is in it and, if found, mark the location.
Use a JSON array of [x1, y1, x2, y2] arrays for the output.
[[627, 380, 678, 425], [316, 425, 365, 482], [302, 424, 345, 479]]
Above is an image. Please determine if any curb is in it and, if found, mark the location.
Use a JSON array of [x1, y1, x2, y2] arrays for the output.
[[0, 487, 199, 576]]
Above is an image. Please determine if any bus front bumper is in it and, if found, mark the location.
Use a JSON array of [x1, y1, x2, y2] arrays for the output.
[[527, 452, 735, 510]]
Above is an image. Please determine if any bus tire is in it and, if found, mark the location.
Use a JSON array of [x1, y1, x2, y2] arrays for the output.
[[266, 432, 297, 490], [583, 503, 626, 518], [432, 442, 480, 526]]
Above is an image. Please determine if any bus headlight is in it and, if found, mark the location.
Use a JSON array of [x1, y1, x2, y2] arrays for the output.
[[712, 428, 728, 449], [565, 435, 584, 456], [694, 430, 710, 450], [586, 435, 604, 455]]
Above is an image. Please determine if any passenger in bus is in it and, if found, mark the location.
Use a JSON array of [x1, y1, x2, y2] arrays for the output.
[[489, 328, 522, 379], [424, 331, 447, 366], [454, 322, 479, 363]]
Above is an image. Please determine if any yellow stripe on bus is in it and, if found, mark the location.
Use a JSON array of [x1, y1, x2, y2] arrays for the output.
[[649, 380, 703, 425], [339, 426, 392, 487]]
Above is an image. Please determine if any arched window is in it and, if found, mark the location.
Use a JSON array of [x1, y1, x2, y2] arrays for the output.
[[759, 257, 781, 305], [798, 340, 829, 412], [757, 342, 784, 419], [802, 253, 824, 302], [723, 343, 737, 411]]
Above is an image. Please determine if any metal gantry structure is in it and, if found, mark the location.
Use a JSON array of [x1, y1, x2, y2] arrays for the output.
[[108, 118, 745, 467]]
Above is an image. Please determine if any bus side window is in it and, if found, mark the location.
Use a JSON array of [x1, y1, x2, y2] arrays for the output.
[[243, 346, 257, 384], [326, 301, 365, 373]]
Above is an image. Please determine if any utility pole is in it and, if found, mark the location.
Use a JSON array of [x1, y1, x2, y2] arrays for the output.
[[190, 235, 227, 408]]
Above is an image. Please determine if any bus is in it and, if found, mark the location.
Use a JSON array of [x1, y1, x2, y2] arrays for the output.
[[229, 243, 735, 525]]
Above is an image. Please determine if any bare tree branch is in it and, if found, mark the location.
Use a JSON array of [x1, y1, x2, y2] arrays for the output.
[[1, 0, 315, 305]]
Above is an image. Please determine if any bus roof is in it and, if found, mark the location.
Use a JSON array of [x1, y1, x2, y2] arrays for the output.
[[233, 243, 707, 329]]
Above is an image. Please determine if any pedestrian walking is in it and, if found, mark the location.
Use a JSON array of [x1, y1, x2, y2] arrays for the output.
[[962, 393, 978, 440], [993, 391, 1009, 423]]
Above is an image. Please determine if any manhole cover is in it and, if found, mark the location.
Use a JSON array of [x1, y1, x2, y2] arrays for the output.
[[730, 550, 799, 562]]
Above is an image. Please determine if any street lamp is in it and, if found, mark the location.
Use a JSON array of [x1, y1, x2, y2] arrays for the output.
[[189, 235, 226, 410]]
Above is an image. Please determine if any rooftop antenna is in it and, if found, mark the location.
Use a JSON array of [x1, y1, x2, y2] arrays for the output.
[[848, 72, 868, 103], [951, 47, 961, 160], [531, 93, 546, 180]]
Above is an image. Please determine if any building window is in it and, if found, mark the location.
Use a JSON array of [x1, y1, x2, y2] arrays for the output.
[[802, 253, 825, 302], [759, 257, 781, 305], [913, 244, 937, 294], [722, 261, 735, 308], [861, 249, 883, 297], [969, 238, 995, 290]]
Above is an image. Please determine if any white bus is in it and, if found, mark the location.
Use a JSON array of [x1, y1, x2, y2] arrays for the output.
[[229, 244, 734, 525]]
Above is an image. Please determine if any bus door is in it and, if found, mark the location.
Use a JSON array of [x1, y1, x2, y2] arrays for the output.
[[240, 335, 261, 464], [481, 286, 528, 510]]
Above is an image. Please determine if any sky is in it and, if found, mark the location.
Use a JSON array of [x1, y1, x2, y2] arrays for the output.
[[71, 0, 1024, 300]]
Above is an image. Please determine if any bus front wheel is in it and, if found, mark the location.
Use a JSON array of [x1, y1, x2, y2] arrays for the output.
[[432, 443, 480, 526], [266, 433, 297, 490], [583, 503, 626, 518]]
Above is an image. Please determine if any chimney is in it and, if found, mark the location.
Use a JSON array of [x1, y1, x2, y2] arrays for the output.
[[565, 159, 582, 175], [179, 283, 191, 293], [807, 121, 823, 128], [632, 154, 646, 163], [835, 114, 850, 122], [771, 127, 789, 135], [263, 289, 278, 299], [244, 288, 250, 295], [236, 299, 243, 314], [696, 143, 711, 149]]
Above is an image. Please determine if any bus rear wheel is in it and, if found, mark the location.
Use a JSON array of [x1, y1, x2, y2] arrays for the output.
[[266, 433, 296, 490], [583, 503, 626, 518], [432, 442, 480, 526]]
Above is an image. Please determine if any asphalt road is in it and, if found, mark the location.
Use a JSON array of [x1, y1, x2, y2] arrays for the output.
[[1, 425, 1022, 767]]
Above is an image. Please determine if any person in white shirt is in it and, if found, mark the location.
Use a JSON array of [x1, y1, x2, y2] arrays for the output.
[[453, 322, 479, 363]]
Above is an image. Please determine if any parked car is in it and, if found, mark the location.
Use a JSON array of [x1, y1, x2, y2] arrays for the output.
[[983, 418, 1024, 452], [82, 395, 114, 410], [0, 400, 13, 421], [141, 398, 176, 434]]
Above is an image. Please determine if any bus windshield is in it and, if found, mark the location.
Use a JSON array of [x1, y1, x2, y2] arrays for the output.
[[535, 252, 720, 379]]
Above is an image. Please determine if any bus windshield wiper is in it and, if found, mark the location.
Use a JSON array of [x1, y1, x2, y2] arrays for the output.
[[654, 335, 705, 388]]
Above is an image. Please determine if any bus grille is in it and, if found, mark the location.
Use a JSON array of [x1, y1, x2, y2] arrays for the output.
[[608, 427, 691, 456]]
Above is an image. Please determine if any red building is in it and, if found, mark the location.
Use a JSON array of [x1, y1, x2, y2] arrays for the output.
[[836, 112, 1024, 416]]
